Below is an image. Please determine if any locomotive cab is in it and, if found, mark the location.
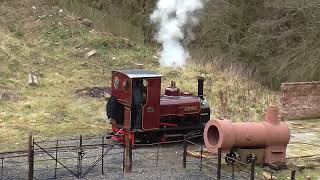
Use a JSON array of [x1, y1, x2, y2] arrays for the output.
[[107, 70, 162, 132]]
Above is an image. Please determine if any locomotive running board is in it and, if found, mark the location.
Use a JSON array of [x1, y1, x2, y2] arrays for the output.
[[157, 125, 204, 132], [111, 124, 205, 133], [163, 133, 185, 138]]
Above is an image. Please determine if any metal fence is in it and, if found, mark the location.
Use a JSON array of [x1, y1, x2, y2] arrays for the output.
[[0, 151, 29, 180], [183, 133, 255, 180], [0, 133, 308, 180], [0, 134, 125, 180], [32, 135, 124, 179], [130, 131, 209, 179], [127, 131, 252, 179]]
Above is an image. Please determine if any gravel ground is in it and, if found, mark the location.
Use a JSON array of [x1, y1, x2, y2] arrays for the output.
[[0, 138, 248, 180]]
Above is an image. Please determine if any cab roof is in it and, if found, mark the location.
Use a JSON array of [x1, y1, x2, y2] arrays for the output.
[[113, 70, 163, 79]]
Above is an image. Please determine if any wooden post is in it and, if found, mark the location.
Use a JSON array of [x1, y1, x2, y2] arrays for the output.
[[122, 142, 125, 172], [54, 140, 58, 179], [1, 157, 4, 180], [250, 157, 256, 180], [217, 148, 221, 180], [77, 135, 83, 178], [156, 142, 160, 166], [101, 136, 105, 175], [28, 135, 34, 180], [200, 145, 203, 171], [125, 130, 132, 173], [290, 170, 296, 180], [232, 161, 235, 180], [183, 135, 187, 169]]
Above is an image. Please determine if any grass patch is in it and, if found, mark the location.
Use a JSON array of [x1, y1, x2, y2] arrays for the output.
[[7, 22, 24, 38], [0, 13, 279, 151], [0, 6, 160, 151], [157, 63, 279, 122]]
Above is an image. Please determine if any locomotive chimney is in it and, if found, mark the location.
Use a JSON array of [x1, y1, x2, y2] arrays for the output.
[[265, 106, 280, 125], [198, 76, 204, 100]]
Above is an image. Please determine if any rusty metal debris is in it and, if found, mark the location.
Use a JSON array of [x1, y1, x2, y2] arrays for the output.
[[75, 87, 111, 99], [84, 49, 97, 59]]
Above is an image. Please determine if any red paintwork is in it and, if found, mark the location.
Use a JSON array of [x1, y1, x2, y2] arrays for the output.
[[165, 87, 181, 96], [111, 125, 125, 142], [131, 132, 135, 146], [142, 78, 161, 130], [111, 125, 134, 145], [111, 72, 132, 106], [111, 70, 201, 131], [160, 96, 201, 117], [124, 107, 131, 129]]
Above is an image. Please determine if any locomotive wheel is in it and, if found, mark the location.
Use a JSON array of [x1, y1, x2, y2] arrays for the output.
[[137, 132, 161, 144], [225, 151, 237, 164]]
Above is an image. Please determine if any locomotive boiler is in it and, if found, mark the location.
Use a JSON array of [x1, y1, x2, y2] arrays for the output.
[[106, 70, 210, 143]]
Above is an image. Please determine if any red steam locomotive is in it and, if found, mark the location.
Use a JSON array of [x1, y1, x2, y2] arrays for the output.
[[106, 70, 210, 143]]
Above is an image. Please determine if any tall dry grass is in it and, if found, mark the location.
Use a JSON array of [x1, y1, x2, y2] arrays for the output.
[[63, 0, 320, 88], [189, 52, 280, 121], [195, 0, 320, 88]]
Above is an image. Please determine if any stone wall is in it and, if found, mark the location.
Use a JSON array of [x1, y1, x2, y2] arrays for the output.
[[281, 82, 320, 120]]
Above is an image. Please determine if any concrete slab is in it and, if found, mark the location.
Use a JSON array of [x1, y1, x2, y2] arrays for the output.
[[287, 119, 320, 158]]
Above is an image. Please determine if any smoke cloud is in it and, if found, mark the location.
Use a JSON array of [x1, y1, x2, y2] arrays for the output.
[[150, 0, 207, 68]]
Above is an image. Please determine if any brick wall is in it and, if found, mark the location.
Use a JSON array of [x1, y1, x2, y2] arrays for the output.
[[281, 81, 320, 120]]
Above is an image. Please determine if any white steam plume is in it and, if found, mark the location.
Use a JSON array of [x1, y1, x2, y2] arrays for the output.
[[150, 0, 207, 68]]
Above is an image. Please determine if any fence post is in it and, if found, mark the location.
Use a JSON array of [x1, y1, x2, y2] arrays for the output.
[[28, 135, 34, 180], [232, 161, 235, 180], [122, 142, 125, 173], [101, 136, 104, 175], [250, 157, 256, 180], [290, 170, 296, 180], [183, 135, 187, 169], [200, 145, 203, 171], [156, 142, 160, 166], [54, 140, 59, 179], [1, 157, 3, 180], [217, 148, 221, 180], [101, 136, 105, 175], [77, 135, 83, 178], [124, 131, 132, 173]]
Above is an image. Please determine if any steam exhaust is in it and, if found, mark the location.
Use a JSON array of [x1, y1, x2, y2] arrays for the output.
[[150, 0, 209, 68]]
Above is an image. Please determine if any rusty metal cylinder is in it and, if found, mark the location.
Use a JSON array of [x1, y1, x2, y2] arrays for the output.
[[204, 107, 290, 153]]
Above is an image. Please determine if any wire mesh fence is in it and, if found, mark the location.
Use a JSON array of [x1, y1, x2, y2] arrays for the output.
[[131, 137, 210, 179], [32, 135, 125, 179], [0, 153, 29, 180], [0, 133, 307, 180], [0, 134, 125, 180], [183, 134, 255, 180]]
